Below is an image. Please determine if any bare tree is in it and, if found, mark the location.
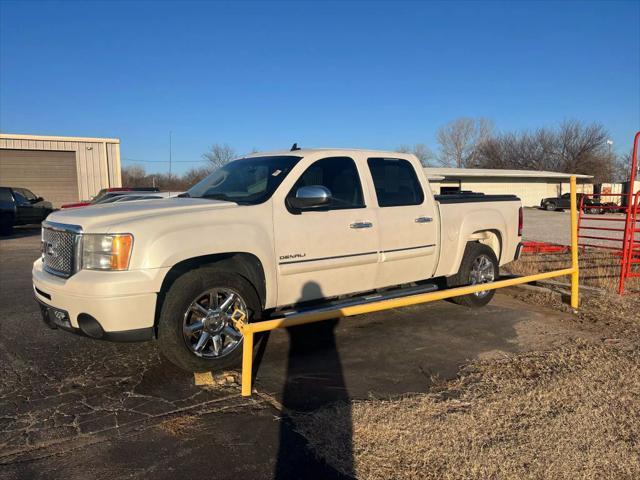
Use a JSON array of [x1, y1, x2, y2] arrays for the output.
[[182, 166, 213, 187], [437, 118, 493, 168], [122, 164, 209, 191], [475, 120, 614, 183], [612, 152, 633, 183], [121, 165, 147, 187], [202, 143, 236, 168], [397, 143, 435, 166]]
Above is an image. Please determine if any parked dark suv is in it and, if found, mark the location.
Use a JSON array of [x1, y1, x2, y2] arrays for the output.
[[0, 187, 54, 235], [540, 192, 605, 214]]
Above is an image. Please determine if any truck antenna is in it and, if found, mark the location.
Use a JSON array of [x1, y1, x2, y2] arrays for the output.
[[290, 143, 301, 151]]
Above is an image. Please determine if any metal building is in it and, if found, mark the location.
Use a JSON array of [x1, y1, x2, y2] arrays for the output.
[[0, 133, 122, 207], [424, 168, 594, 207]]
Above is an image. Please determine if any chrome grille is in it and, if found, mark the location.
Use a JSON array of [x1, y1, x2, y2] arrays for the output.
[[42, 223, 81, 277]]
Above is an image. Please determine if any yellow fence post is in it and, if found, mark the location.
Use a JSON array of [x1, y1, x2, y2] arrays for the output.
[[241, 327, 254, 397], [570, 176, 580, 309]]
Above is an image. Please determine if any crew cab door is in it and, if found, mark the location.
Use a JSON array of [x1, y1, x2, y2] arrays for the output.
[[365, 157, 439, 287], [273, 156, 378, 306]]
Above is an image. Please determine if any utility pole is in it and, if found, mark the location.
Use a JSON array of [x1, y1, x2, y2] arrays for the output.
[[169, 131, 172, 176]]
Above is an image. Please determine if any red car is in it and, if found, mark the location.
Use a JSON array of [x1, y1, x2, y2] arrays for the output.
[[61, 187, 159, 209]]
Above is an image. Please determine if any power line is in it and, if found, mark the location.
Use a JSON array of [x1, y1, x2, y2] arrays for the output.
[[122, 157, 206, 164]]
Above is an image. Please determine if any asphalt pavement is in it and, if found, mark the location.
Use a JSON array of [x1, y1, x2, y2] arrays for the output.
[[0, 226, 589, 479], [522, 207, 636, 248]]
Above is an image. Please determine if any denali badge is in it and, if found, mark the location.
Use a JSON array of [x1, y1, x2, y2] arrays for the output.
[[279, 253, 306, 261]]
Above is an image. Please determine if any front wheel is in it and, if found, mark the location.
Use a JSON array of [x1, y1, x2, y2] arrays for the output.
[[447, 243, 499, 308], [158, 268, 260, 372], [544, 202, 556, 211]]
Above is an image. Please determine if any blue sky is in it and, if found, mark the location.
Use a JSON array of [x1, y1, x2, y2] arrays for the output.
[[1, 0, 639, 174]]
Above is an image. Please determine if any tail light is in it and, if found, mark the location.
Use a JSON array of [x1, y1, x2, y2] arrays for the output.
[[518, 207, 523, 237]]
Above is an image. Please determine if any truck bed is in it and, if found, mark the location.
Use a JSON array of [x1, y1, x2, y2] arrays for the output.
[[435, 193, 520, 204]]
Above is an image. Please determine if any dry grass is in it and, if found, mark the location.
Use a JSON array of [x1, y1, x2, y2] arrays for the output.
[[292, 285, 640, 479], [504, 249, 640, 293], [294, 342, 640, 479]]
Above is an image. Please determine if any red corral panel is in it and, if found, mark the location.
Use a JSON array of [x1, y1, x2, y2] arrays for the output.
[[575, 131, 640, 295]]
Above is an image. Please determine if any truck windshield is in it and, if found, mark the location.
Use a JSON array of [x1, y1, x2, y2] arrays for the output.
[[186, 155, 301, 205]]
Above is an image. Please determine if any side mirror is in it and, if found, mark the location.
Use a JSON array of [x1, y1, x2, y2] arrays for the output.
[[36, 196, 44, 203], [289, 185, 332, 210]]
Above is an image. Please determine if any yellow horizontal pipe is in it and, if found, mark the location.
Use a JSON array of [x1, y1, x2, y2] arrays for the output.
[[244, 267, 576, 334]]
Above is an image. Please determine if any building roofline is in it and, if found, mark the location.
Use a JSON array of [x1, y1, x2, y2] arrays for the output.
[[424, 167, 593, 180], [0, 133, 120, 143]]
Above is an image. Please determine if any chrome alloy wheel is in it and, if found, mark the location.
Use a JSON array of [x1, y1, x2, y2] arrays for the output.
[[469, 254, 496, 298], [182, 288, 247, 359]]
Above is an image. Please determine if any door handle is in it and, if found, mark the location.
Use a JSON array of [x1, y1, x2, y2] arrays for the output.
[[349, 221, 373, 229], [415, 216, 433, 223]]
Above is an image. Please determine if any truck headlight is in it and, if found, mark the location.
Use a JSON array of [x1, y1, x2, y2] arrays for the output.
[[82, 234, 133, 271]]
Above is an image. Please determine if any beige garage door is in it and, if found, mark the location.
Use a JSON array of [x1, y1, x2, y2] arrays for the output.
[[0, 149, 79, 207]]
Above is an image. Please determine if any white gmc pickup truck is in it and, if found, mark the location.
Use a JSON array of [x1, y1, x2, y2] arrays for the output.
[[34, 148, 523, 372]]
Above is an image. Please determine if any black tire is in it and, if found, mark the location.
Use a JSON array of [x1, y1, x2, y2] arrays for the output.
[[0, 214, 14, 236], [157, 268, 261, 373], [545, 202, 556, 211], [447, 243, 499, 308]]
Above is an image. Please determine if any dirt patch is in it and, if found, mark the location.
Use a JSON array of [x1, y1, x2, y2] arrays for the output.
[[159, 415, 198, 437], [508, 286, 640, 342], [294, 341, 640, 479]]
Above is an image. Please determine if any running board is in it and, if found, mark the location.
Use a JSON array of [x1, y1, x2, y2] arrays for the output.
[[274, 283, 439, 320]]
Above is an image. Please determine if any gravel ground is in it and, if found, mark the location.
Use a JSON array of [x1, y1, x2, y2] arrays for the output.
[[522, 207, 637, 249]]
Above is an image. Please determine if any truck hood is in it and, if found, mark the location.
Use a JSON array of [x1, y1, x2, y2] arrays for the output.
[[46, 197, 237, 232]]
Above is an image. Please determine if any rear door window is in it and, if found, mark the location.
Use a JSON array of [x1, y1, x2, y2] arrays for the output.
[[367, 158, 424, 207]]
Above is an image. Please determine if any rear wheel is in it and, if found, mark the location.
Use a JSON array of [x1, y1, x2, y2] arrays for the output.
[[158, 268, 260, 372], [448, 243, 499, 308]]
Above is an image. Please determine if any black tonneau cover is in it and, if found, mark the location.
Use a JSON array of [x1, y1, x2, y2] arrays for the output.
[[435, 192, 520, 204]]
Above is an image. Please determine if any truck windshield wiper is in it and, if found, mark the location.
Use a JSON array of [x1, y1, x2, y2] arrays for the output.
[[177, 192, 190, 198], [201, 193, 236, 202]]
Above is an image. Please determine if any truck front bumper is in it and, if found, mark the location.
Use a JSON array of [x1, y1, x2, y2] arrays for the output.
[[32, 259, 170, 342]]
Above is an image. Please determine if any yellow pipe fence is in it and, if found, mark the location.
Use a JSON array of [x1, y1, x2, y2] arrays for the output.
[[238, 176, 580, 396]]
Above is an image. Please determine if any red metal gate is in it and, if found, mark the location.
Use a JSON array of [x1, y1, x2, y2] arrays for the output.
[[576, 131, 639, 294], [619, 132, 640, 294]]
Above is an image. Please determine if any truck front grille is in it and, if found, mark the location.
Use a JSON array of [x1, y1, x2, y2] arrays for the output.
[[42, 223, 82, 278]]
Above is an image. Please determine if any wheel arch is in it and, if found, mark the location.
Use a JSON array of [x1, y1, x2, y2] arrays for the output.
[[468, 229, 503, 262], [154, 252, 266, 334]]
